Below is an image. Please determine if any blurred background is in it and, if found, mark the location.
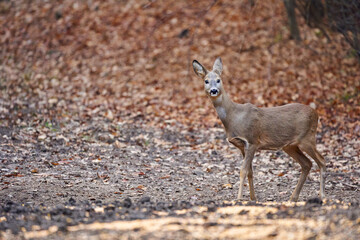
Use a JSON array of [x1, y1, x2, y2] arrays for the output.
[[1, 0, 359, 146]]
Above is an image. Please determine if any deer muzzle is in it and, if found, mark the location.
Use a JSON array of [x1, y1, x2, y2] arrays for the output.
[[210, 88, 219, 97]]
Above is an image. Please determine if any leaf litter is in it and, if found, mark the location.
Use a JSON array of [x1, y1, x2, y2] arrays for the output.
[[0, 0, 359, 239]]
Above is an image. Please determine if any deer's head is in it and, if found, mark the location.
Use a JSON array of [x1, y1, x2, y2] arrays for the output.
[[192, 57, 223, 99]]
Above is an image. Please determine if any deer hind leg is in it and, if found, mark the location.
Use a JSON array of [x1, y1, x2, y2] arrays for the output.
[[300, 143, 326, 199], [283, 145, 312, 202], [248, 161, 256, 201]]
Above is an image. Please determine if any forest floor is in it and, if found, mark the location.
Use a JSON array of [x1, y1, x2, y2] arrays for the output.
[[0, 0, 359, 239]]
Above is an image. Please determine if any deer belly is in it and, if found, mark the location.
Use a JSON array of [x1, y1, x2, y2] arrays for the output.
[[259, 139, 297, 151]]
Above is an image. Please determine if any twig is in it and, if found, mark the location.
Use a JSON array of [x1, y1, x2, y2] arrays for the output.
[[343, 182, 359, 189]]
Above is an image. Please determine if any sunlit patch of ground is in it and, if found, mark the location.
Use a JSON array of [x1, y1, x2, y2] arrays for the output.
[[2, 200, 358, 240]]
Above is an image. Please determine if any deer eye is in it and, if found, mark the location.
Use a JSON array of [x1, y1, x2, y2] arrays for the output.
[[217, 79, 220, 83], [205, 80, 209, 84]]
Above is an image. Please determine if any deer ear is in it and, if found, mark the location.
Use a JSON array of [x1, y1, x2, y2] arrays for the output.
[[213, 57, 223, 75], [192, 60, 207, 78]]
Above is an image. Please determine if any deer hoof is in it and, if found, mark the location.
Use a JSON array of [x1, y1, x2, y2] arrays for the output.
[[289, 196, 299, 202]]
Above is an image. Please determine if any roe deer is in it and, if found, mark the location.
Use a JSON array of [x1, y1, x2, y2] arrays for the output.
[[192, 57, 326, 202]]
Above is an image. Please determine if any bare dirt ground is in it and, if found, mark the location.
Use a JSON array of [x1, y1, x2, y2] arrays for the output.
[[1, 121, 359, 206]]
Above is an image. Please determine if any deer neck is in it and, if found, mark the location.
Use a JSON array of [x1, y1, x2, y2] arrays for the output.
[[211, 91, 233, 127]]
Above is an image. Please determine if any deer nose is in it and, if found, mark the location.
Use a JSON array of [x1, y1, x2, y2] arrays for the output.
[[210, 89, 218, 95]]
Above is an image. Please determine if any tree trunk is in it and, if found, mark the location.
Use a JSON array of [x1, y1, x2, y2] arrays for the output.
[[283, 0, 301, 42]]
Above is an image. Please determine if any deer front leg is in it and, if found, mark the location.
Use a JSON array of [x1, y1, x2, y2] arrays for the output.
[[237, 146, 256, 200], [240, 148, 256, 200]]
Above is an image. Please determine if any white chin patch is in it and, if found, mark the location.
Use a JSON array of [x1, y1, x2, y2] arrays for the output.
[[210, 92, 218, 97]]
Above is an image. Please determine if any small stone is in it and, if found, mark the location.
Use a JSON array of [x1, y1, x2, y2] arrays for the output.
[[139, 196, 151, 204], [309, 102, 316, 109], [105, 110, 114, 120], [222, 183, 233, 189], [38, 134, 47, 140], [114, 140, 127, 148], [48, 98, 58, 104], [68, 197, 76, 206], [122, 198, 132, 208]]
